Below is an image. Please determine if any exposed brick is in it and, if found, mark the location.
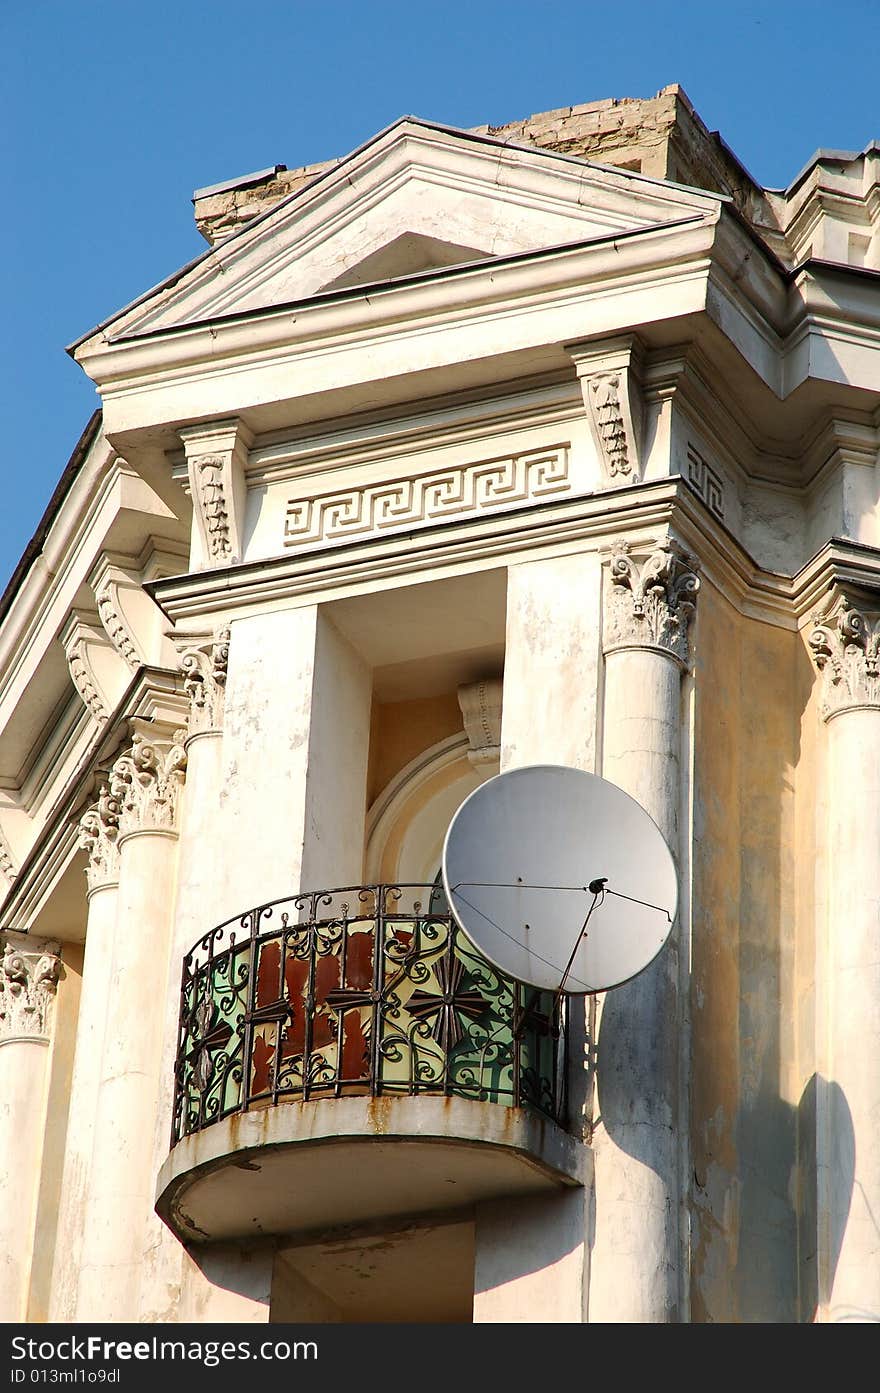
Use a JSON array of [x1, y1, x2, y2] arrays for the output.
[[192, 86, 775, 250]]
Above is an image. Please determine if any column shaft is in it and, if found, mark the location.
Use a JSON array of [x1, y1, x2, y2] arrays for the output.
[[590, 646, 682, 1321], [0, 935, 61, 1320], [588, 540, 697, 1324], [75, 728, 184, 1322], [487, 553, 601, 1323], [219, 606, 371, 912], [48, 885, 118, 1320], [823, 709, 880, 1319]]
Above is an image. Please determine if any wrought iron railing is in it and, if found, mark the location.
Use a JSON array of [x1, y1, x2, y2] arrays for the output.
[[172, 883, 566, 1144]]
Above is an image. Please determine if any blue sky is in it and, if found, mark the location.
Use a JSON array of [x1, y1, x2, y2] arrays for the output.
[[2, 0, 878, 589]]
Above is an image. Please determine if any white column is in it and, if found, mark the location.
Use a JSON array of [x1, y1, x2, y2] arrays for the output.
[[589, 540, 698, 1323], [474, 1190, 591, 1322], [501, 553, 602, 771], [75, 725, 186, 1322], [139, 629, 272, 1323], [0, 934, 61, 1319], [488, 552, 601, 1322], [218, 605, 371, 913], [809, 599, 880, 1321], [48, 796, 120, 1321]]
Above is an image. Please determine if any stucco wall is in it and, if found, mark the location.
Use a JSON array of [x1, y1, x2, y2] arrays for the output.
[[690, 581, 800, 1320]]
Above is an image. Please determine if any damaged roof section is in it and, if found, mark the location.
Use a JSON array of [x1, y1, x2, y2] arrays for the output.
[[191, 84, 880, 276]]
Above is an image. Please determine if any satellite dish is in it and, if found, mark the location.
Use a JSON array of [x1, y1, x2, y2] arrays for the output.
[[441, 765, 677, 994]]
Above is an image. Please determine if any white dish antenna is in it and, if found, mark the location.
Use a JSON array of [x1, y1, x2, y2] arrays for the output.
[[441, 765, 677, 994]]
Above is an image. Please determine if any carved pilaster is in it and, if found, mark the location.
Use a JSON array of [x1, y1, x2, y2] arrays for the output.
[[457, 678, 502, 767], [0, 828, 16, 887], [604, 540, 700, 666], [178, 629, 231, 738], [0, 933, 61, 1042], [809, 594, 880, 719], [109, 727, 187, 837], [179, 420, 251, 570], [77, 786, 122, 892], [568, 335, 644, 487]]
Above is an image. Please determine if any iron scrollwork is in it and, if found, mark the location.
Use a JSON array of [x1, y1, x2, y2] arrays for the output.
[[171, 884, 566, 1144]]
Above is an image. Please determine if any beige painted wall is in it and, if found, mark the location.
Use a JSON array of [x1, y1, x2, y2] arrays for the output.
[[367, 692, 463, 807], [689, 580, 800, 1321]]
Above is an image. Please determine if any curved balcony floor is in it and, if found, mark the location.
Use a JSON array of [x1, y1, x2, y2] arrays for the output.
[[156, 1094, 585, 1243]]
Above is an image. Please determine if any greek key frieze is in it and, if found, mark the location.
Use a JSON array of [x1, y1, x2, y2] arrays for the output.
[[685, 445, 724, 521], [283, 445, 570, 548]]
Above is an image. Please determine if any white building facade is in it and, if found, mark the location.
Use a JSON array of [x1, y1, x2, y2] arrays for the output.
[[2, 86, 880, 1323]]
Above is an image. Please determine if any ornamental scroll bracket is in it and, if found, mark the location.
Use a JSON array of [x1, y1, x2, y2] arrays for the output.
[[603, 538, 700, 668], [61, 610, 128, 721], [179, 419, 252, 570], [0, 827, 17, 888], [809, 590, 880, 719], [457, 678, 503, 768], [567, 334, 645, 487]]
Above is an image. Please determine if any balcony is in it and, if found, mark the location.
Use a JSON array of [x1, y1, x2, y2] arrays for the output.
[[156, 885, 584, 1242]]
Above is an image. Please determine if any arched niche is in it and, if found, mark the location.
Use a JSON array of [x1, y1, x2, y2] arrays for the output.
[[365, 734, 497, 884]]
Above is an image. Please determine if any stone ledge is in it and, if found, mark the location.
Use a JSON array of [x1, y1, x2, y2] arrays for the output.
[[156, 1094, 586, 1243]]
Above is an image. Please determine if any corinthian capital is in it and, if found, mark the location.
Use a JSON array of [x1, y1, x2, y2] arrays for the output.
[[178, 628, 231, 738], [604, 540, 700, 666], [77, 785, 122, 892], [0, 933, 61, 1042], [809, 595, 880, 719], [109, 728, 187, 836]]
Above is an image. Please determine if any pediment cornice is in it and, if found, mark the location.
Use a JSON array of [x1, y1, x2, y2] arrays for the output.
[[72, 117, 723, 354]]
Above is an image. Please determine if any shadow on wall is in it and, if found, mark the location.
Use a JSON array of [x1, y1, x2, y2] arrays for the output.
[[594, 1007, 857, 1322], [798, 1074, 858, 1322]]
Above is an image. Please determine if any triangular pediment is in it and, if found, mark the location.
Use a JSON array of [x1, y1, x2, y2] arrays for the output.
[[81, 118, 722, 345], [320, 233, 490, 291]]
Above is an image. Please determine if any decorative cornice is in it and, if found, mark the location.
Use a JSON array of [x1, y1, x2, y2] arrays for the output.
[[178, 629, 231, 737], [180, 419, 251, 570], [568, 335, 644, 487], [457, 679, 502, 767], [77, 785, 121, 892], [109, 726, 188, 836], [809, 592, 880, 719], [145, 478, 799, 636], [604, 539, 700, 666], [0, 933, 61, 1042], [0, 828, 17, 886]]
